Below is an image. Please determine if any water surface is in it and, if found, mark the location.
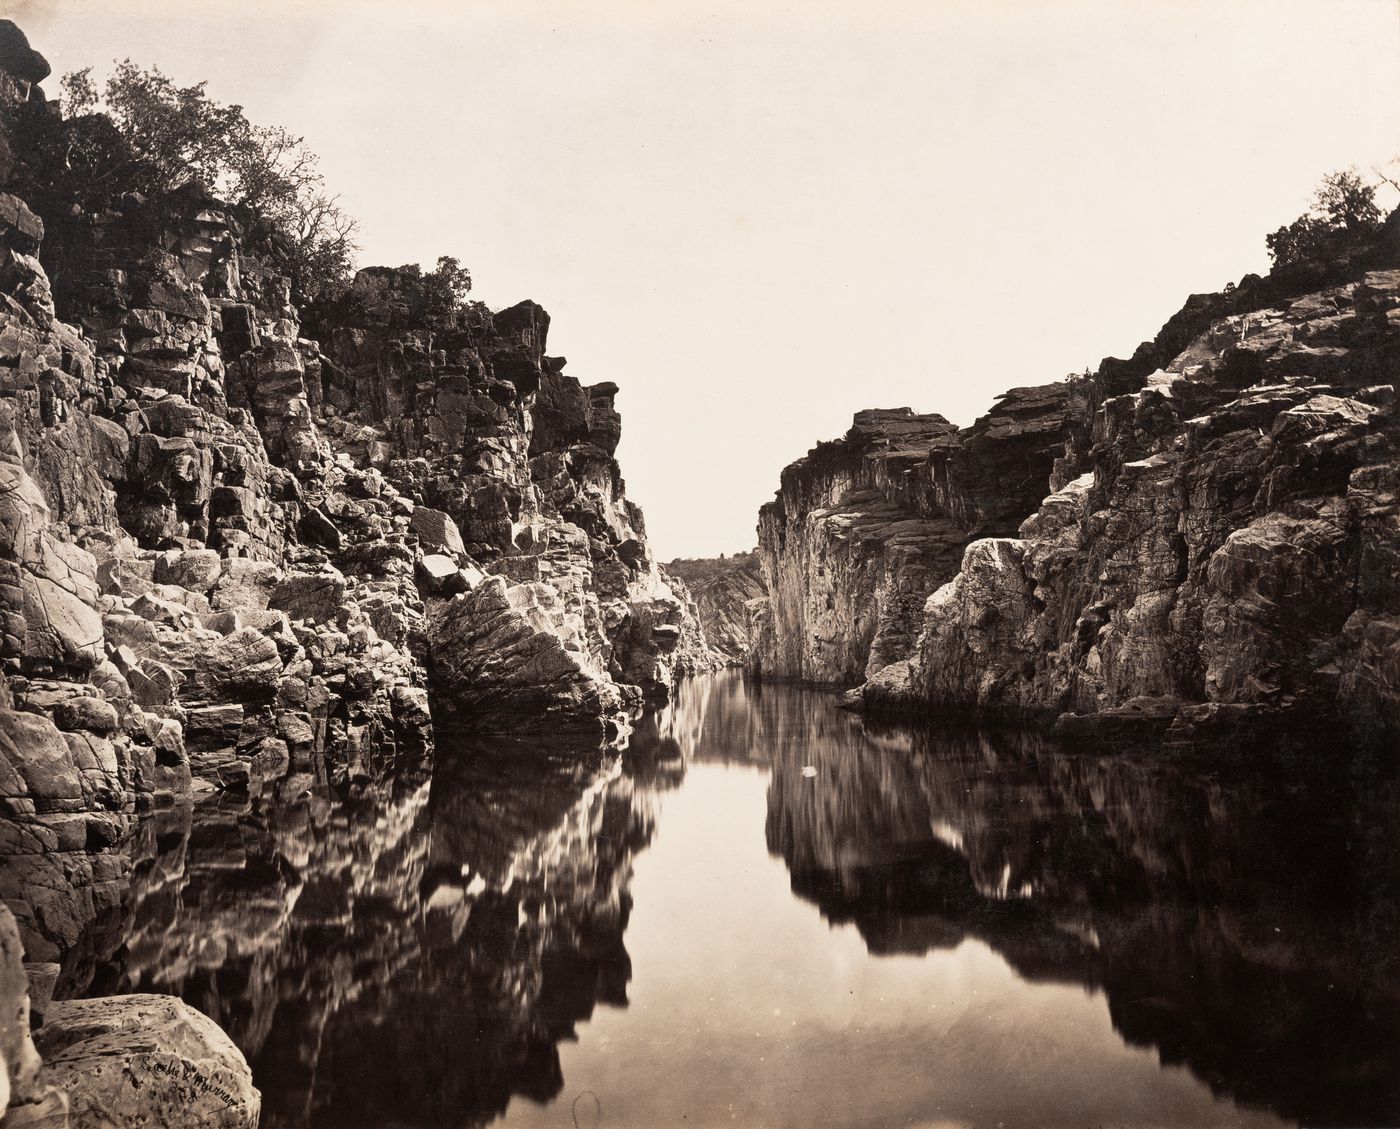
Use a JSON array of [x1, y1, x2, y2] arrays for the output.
[[83, 673, 1400, 1128]]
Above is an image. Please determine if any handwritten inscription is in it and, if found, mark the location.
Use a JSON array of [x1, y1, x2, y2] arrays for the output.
[[146, 1057, 245, 1110]]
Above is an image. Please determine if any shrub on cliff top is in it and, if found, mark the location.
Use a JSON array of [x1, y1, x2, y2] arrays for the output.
[[1266, 169, 1384, 271], [50, 61, 358, 301], [308, 256, 482, 340]]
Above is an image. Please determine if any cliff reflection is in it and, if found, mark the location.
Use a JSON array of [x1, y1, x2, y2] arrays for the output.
[[83, 674, 1400, 1129], [85, 732, 683, 1129], [760, 691, 1400, 1127]]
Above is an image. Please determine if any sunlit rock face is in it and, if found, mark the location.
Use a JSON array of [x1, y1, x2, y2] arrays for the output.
[[664, 553, 766, 665], [0, 17, 712, 971], [751, 391, 1085, 684], [902, 274, 1400, 738], [758, 260, 1400, 739], [77, 729, 680, 1129]]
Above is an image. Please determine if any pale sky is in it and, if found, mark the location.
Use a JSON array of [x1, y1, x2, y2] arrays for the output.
[[10, 0, 1400, 557]]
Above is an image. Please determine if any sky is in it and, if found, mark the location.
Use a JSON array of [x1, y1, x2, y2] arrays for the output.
[[9, 0, 1400, 558]]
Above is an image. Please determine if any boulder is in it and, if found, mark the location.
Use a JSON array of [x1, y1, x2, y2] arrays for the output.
[[153, 549, 222, 593], [429, 576, 625, 732], [51, 695, 119, 736], [34, 994, 259, 1129], [409, 507, 466, 557], [268, 570, 347, 624], [0, 711, 81, 806], [416, 553, 465, 595], [20, 575, 103, 671]]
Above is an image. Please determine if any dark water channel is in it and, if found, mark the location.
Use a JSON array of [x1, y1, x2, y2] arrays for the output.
[[81, 673, 1400, 1129]]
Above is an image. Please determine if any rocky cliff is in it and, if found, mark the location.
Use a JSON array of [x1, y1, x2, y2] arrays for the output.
[[758, 220, 1400, 743], [749, 387, 1087, 684], [664, 552, 765, 665], [0, 19, 712, 1125]]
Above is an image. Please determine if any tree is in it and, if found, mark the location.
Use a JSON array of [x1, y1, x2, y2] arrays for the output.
[[1266, 168, 1384, 270], [422, 255, 473, 323], [1313, 168, 1382, 231], [50, 61, 359, 300]]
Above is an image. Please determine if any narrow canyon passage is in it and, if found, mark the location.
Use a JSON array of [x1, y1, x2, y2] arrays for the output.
[[75, 674, 1399, 1129]]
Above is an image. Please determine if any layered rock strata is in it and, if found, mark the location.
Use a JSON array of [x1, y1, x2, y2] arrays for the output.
[[750, 389, 1086, 683], [664, 552, 765, 664], [0, 18, 712, 1124], [758, 228, 1400, 740]]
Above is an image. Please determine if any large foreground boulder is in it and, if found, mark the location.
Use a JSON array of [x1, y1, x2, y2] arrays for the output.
[[31, 994, 259, 1129]]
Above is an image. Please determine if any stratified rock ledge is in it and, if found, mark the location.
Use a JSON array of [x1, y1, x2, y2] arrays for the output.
[[760, 255, 1400, 747]]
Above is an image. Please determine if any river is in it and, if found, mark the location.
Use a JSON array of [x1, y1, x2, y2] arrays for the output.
[[81, 672, 1400, 1128]]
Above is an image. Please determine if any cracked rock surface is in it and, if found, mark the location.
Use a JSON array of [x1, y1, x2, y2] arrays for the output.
[[0, 20, 714, 1127]]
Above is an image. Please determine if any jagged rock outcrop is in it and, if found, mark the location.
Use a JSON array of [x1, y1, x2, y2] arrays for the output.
[[0, 20, 711, 956], [1, 901, 50, 1120], [750, 390, 1086, 683], [664, 552, 765, 664], [0, 18, 714, 1123], [307, 273, 715, 731], [0, 177, 433, 963], [756, 218, 1400, 739], [852, 270, 1400, 741]]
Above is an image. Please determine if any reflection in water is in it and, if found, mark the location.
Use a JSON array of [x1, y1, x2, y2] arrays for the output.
[[84, 735, 679, 1129], [82, 673, 1399, 1128]]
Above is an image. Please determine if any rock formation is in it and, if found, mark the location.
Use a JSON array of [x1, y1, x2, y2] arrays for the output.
[[903, 271, 1400, 741], [0, 18, 713, 1125], [749, 389, 1086, 684], [2, 901, 260, 1129], [664, 552, 765, 664], [756, 219, 1400, 743], [74, 729, 680, 1129]]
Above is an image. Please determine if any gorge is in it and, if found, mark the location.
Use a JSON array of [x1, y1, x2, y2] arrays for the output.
[[1, 12, 1398, 1129], [742, 227, 1400, 748]]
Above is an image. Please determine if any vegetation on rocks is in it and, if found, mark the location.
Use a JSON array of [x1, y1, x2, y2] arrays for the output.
[[1266, 168, 1386, 274]]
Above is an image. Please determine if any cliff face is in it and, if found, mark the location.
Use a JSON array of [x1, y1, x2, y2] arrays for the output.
[[306, 270, 716, 730], [0, 20, 712, 1103], [664, 553, 765, 665], [889, 272, 1400, 739], [757, 231, 1400, 740], [750, 388, 1086, 684]]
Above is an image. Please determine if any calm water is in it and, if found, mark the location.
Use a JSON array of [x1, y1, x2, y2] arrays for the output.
[[80, 673, 1400, 1129]]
